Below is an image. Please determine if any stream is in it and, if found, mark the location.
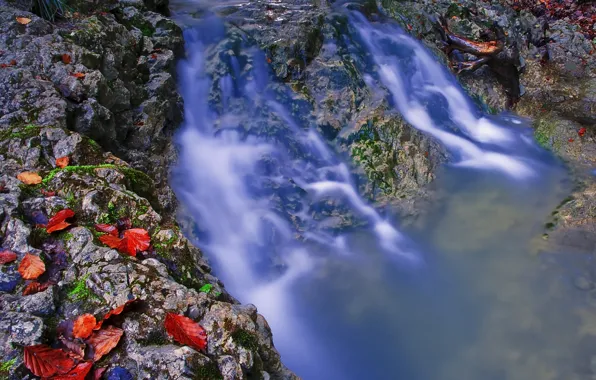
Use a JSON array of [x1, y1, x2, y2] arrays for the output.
[[169, 2, 592, 379]]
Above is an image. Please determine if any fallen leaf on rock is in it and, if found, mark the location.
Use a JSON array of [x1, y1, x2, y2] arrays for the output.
[[62, 54, 72, 64], [164, 313, 207, 352], [51, 361, 93, 380], [41, 189, 56, 197], [23, 344, 75, 377], [59, 336, 86, 360], [18, 253, 45, 280], [10, 59, 16, 66], [569, 138, 574, 142], [99, 234, 122, 249], [17, 171, 42, 185], [73, 314, 97, 339], [16, 16, 31, 25], [118, 228, 150, 257], [56, 156, 70, 168], [95, 223, 118, 236], [0, 250, 17, 264], [70, 72, 85, 79], [46, 209, 75, 233], [22, 280, 51, 295], [94, 299, 137, 330], [85, 326, 123, 362], [579, 127, 587, 137], [92, 367, 107, 380], [116, 217, 132, 231]]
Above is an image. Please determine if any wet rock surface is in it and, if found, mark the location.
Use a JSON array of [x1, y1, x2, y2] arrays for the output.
[[0, 1, 295, 379]]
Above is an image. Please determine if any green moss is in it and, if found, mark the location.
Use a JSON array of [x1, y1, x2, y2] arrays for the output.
[[62, 232, 74, 241], [231, 329, 259, 351], [29, 227, 50, 248], [194, 362, 223, 380], [0, 358, 17, 376], [199, 283, 213, 294], [139, 24, 155, 37], [533, 117, 559, 151], [67, 274, 98, 301], [42, 164, 117, 186]]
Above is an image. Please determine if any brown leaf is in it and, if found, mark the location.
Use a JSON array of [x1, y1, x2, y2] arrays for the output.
[[23, 344, 75, 377], [56, 156, 70, 168], [50, 361, 93, 380], [17, 171, 42, 185], [18, 253, 45, 280], [16, 16, 32, 25], [164, 313, 207, 352], [59, 337, 86, 360], [85, 326, 123, 362], [46, 209, 75, 233], [73, 314, 97, 339], [62, 54, 72, 64], [0, 250, 17, 264], [94, 223, 118, 236], [41, 189, 56, 197], [22, 281, 51, 295]]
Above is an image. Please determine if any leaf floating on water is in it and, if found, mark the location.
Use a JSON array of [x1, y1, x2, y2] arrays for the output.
[[17, 171, 42, 185], [95, 223, 118, 236], [23, 344, 75, 377], [16, 16, 32, 25], [73, 314, 97, 339], [47, 209, 75, 233], [164, 313, 207, 352], [56, 156, 70, 168], [18, 253, 45, 280], [51, 361, 93, 380], [85, 326, 123, 362], [118, 228, 150, 257], [0, 250, 17, 264]]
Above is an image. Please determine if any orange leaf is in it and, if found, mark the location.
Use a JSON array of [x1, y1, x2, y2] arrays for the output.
[[17, 171, 42, 185], [16, 16, 32, 25], [164, 313, 207, 352], [93, 299, 136, 330], [99, 234, 122, 249], [118, 228, 150, 257], [94, 224, 118, 236], [18, 254, 45, 280], [0, 250, 17, 264], [579, 127, 587, 137], [50, 361, 93, 380], [46, 209, 75, 233], [9, 59, 16, 66], [70, 72, 85, 79], [56, 156, 70, 168], [73, 314, 97, 339], [62, 54, 72, 64], [22, 281, 51, 295], [23, 345, 75, 377], [85, 326, 123, 362]]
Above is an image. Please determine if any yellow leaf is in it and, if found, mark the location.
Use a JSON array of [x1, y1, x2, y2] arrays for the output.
[[17, 171, 42, 185], [16, 17, 32, 25]]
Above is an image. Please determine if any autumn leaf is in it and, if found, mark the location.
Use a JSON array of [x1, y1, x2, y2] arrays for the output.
[[62, 54, 72, 64], [22, 281, 51, 295], [41, 189, 56, 197], [94, 299, 137, 330], [95, 223, 118, 236], [23, 345, 75, 377], [70, 72, 86, 79], [73, 314, 97, 339], [99, 234, 122, 249], [59, 337, 86, 360], [56, 156, 70, 168], [116, 217, 132, 231], [118, 228, 150, 257], [46, 209, 75, 233], [579, 127, 587, 137], [0, 250, 17, 264], [16, 16, 32, 25], [18, 254, 45, 280], [85, 326, 123, 361], [17, 171, 42, 185], [92, 367, 107, 380], [51, 361, 93, 380], [164, 313, 207, 352]]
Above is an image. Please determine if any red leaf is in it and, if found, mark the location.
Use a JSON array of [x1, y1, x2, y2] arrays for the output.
[[99, 234, 122, 249], [47, 209, 75, 233], [71, 72, 85, 79], [85, 326, 123, 362], [95, 224, 118, 236], [22, 281, 51, 295], [569, 138, 574, 142], [73, 314, 97, 339], [62, 54, 72, 64], [118, 228, 150, 257], [18, 254, 46, 280], [93, 299, 136, 330], [579, 127, 587, 137], [92, 367, 107, 380], [10, 59, 16, 66], [56, 156, 70, 168], [41, 189, 56, 197], [0, 250, 17, 264], [50, 361, 93, 380], [23, 345, 75, 377], [164, 313, 207, 352]]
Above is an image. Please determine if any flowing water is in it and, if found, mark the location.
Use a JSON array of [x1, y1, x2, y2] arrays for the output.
[[170, 2, 595, 379]]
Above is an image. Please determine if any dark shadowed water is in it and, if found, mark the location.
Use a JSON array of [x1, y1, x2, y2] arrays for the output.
[[169, 2, 596, 379]]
